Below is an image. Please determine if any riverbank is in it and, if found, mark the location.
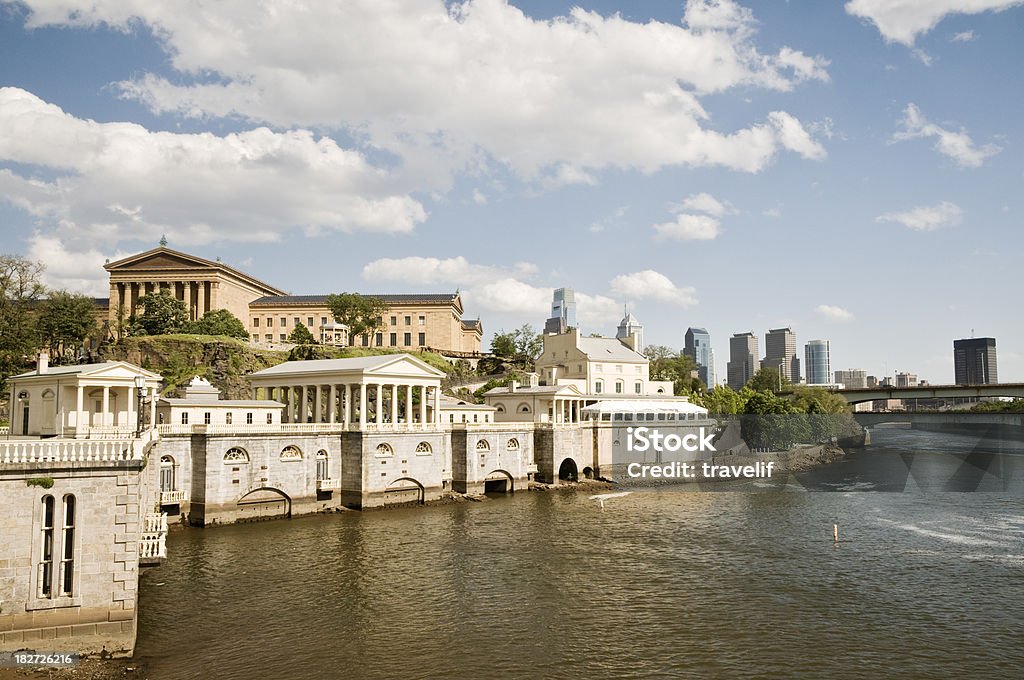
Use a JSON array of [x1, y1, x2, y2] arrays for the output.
[[0, 658, 145, 680]]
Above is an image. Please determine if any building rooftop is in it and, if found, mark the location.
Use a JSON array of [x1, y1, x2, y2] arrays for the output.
[[577, 336, 646, 362], [251, 293, 459, 306], [247, 353, 445, 378]]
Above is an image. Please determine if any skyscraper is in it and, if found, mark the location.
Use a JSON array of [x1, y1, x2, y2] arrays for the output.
[[684, 327, 716, 388], [804, 340, 831, 385], [544, 287, 576, 334], [764, 327, 801, 384], [834, 369, 867, 389], [727, 332, 759, 391], [954, 337, 997, 385], [616, 308, 644, 350]]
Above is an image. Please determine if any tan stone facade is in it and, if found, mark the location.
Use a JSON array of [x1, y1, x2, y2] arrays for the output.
[[97, 246, 483, 354]]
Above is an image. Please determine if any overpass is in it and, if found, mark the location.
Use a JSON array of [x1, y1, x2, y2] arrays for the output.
[[828, 383, 1024, 405], [853, 411, 1024, 429]]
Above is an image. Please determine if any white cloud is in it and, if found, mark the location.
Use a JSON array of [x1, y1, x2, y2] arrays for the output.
[[876, 201, 963, 231], [951, 30, 977, 41], [677, 192, 735, 217], [653, 214, 721, 241], [25, 234, 128, 296], [893, 103, 1001, 168], [15, 0, 829, 180], [472, 189, 488, 205], [609, 270, 698, 307], [816, 304, 855, 322], [0, 87, 427, 254], [845, 0, 1023, 46]]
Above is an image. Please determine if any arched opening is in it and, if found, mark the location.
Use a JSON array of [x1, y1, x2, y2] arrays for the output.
[[237, 488, 291, 521], [384, 478, 424, 506], [483, 470, 513, 494], [558, 458, 579, 482], [159, 455, 176, 492], [582, 466, 595, 480]]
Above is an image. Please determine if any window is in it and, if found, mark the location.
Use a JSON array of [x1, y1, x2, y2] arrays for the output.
[[321, 317, 328, 325], [251, 334, 259, 342], [404, 333, 411, 346], [267, 317, 273, 327], [418, 332, 425, 346], [616, 365, 623, 373], [415, 441, 431, 454], [507, 438, 520, 450], [375, 332, 383, 346], [59, 495, 75, 597], [265, 334, 272, 342], [294, 317, 301, 327], [316, 450, 329, 481], [307, 317, 314, 327], [390, 315, 397, 326], [376, 443, 394, 456], [635, 366, 643, 374], [595, 381, 603, 393], [476, 439, 490, 451], [181, 412, 189, 425], [615, 381, 623, 394], [495, 404, 505, 413], [224, 447, 249, 462], [225, 412, 233, 425], [473, 414, 478, 423], [418, 315, 425, 326], [518, 403, 531, 413], [280, 317, 287, 327], [595, 364, 603, 373], [253, 318, 260, 327], [280, 445, 302, 461], [360, 334, 368, 347], [635, 382, 642, 394], [204, 412, 211, 425], [404, 316, 411, 325], [160, 456, 175, 492], [390, 333, 397, 346], [246, 412, 253, 425], [280, 334, 286, 342], [266, 413, 273, 424], [449, 414, 455, 422], [39, 495, 55, 598]]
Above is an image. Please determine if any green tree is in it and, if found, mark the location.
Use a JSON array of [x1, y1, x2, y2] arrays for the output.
[[189, 309, 249, 339], [490, 330, 517, 358], [741, 390, 809, 450], [699, 385, 747, 414], [644, 345, 701, 395], [325, 293, 387, 345], [0, 255, 46, 387], [745, 367, 790, 394], [131, 292, 189, 336], [490, 325, 542, 364], [288, 322, 316, 345], [36, 291, 98, 362]]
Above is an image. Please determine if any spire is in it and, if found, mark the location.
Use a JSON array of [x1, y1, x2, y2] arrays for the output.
[[159, 234, 168, 247]]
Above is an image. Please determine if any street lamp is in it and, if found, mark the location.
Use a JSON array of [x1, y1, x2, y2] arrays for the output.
[[134, 375, 147, 437]]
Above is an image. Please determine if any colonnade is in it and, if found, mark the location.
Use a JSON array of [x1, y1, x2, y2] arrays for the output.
[[253, 382, 442, 430], [110, 279, 215, 322], [552, 398, 587, 424]]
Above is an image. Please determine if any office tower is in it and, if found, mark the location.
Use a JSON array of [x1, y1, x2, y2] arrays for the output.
[[616, 308, 644, 351], [684, 327, 716, 388], [544, 287, 576, 334], [804, 340, 831, 385], [895, 372, 918, 388], [764, 327, 801, 384], [953, 337, 998, 385], [727, 332, 759, 391], [834, 369, 867, 389]]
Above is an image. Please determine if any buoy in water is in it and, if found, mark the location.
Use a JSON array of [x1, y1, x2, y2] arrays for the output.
[[833, 524, 839, 544]]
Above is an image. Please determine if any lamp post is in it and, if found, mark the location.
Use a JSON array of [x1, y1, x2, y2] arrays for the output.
[[134, 375, 146, 437]]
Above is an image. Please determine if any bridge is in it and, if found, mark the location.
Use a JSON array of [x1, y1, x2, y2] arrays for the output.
[[853, 411, 1024, 430], [828, 383, 1024, 405]]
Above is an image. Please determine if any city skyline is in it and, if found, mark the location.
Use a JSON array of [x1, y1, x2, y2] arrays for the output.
[[1, 0, 1021, 382]]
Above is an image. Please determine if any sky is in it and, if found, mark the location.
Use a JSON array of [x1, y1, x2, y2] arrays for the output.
[[0, 0, 1021, 384]]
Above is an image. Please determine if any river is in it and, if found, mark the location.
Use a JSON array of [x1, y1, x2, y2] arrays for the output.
[[135, 428, 1024, 679]]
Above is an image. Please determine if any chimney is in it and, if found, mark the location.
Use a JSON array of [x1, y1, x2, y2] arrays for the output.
[[510, 380, 519, 393], [37, 351, 49, 375]]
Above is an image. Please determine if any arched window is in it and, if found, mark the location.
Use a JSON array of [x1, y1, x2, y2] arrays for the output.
[[476, 439, 490, 451], [59, 495, 75, 597], [159, 455, 175, 492], [415, 441, 432, 454], [315, 450, 329, 481], [495, 404, 506, 413], [224, 447, 249, 463], [507, 438, 520, 451], [517, 403, 531, 414], [376, 443, 394, 456], [280, 445, 302, 461], [39, 495, 55, 598]]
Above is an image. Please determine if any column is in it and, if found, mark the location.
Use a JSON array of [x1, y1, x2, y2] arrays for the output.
[[183, 281, 193, 320], [375, 385, 383, 425], [391, 384, 399, 426], [420, 385, 427, 430], [433, 386, 441, 425], [344, 384, 352, 427], [197, 281, 206, 318], [300, 385, 308, 423], [329, 385, 337, 425], [102, 386, 110, 427], [76, 385, 85, 429], [315, 385, 323, 423], [406, 384, 414, 424], [126, 385, 136, 431], [149, 386, 157, 429], [359, 383, 367, 429]]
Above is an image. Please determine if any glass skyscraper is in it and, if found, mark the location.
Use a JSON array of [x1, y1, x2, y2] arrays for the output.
[[684, 327, 715, 388], [804, 339, 831, 385]]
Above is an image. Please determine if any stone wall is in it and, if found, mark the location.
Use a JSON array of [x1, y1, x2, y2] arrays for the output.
[[451, 427, 533, 494]]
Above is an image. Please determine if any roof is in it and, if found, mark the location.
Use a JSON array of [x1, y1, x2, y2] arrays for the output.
[[104, 246, 286, 296], [250, 293, 459, 306], [687, 327, 709, 334], [582, 399, 708, 414], [439, 396, 496, 411], [11, 361, 162, 381], [577, 336, 646, 362], [159, 398, 285, 408], [619, 312, 640, 326], [461, 319, 482, 330], [247, 353, 446, 379], [482, 384, 585, 397]]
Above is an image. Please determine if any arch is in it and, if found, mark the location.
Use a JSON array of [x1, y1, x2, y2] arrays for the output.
[[315, 450, 329, 482], [41, 388, 55, 399], [495, 404, 506, 413], [582, 466, 595, 480], [517, 403, 531, 414], [476, 439, 490, 451], [384, 477, 424, 506], [558, 458, 579, 482], [315, 449, 328, 459], [237, 487, 291, 520], [376, 442, 394, 456], [506, 438, 520, 451], [224, 447, 249, 463], [280, 445, 302, 461], [656, 387, 666, 394], [483, 469, 514, 494], [415, 441, 432, 454]]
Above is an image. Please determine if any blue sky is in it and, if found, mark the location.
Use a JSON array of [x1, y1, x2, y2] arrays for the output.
[[1, 0, 1021, 383]]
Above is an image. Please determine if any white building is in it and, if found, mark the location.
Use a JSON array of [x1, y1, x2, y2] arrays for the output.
[[533, 328, 672, 397]]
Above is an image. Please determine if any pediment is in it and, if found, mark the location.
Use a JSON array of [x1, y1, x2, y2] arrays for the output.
[[106, 248, 215, 272], [365, 355, 447, 379]]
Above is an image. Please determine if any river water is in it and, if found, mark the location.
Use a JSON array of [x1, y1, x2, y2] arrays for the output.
[[136, 429, 1024, 679]]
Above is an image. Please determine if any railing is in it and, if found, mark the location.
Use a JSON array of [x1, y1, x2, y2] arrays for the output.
[[139, 512, 168, 561], [0, 426, 9, 436], [160, 489, 187, 505], [157, 422, 444, 436], [316, 478, 339, 491], [0, 438, 141, 464]]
